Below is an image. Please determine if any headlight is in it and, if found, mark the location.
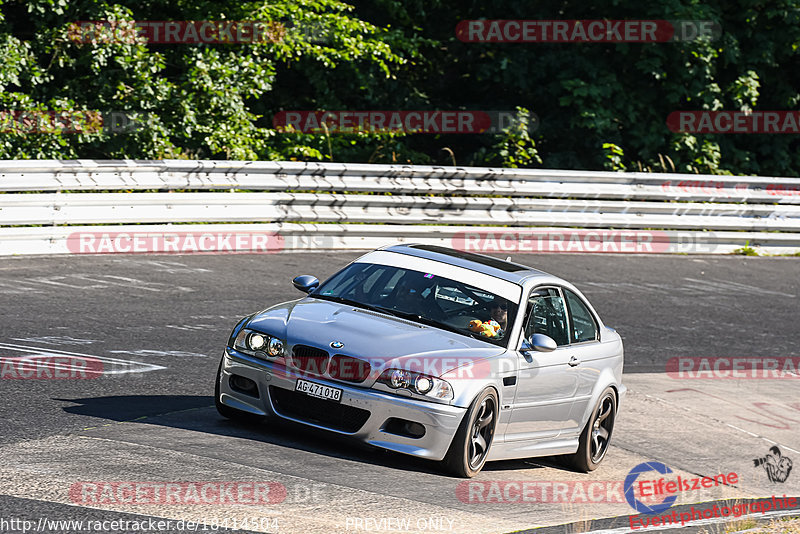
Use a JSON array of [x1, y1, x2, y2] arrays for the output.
[[248, 333, 266, 350], [390, 369, 410, 389], [377, 368, 454, 401], [414, 375, 433, 394], [233, 329, 284, 359]]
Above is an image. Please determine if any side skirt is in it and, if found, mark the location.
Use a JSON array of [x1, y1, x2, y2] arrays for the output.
[[486, 436, 579, 462]]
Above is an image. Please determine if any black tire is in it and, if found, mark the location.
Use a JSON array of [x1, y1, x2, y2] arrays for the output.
[[215, 358, 261, 422], [443, 388, 499, 478], [565, 386, 616, 472]]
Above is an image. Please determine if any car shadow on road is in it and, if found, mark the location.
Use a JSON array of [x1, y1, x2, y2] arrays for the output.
[[58, 394, 460, 477]]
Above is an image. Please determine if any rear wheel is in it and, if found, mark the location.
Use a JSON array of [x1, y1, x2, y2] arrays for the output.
[[565, 387, 616, 472], [443, 388, 498, 478]]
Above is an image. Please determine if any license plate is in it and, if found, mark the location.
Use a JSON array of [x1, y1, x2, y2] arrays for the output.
[[295, 379, 342, 402]]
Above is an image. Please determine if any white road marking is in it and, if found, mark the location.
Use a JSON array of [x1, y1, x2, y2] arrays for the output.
[[579, 278, 793, 298], [0, 343, 165, 376], [0, 274, 194, 294], [109, 349, 209, 358], [164, 324, 214, 331], [111, 258, 213, 274], [0, 280, 45, 294], [683, 277, 792, 297], [12, 336, 96, 346]]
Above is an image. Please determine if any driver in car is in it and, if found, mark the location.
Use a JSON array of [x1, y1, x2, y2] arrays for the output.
[[392, 272, 446, 321], [468, 297, 507, 339], [489, 297, 508, 332]]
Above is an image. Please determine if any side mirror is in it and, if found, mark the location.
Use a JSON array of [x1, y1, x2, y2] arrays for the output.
[[292, 275, 319, 294], [521, 333, 558, 353]]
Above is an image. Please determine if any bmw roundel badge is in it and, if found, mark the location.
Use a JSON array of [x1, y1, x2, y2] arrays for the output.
[[330, 341, 344, 349]]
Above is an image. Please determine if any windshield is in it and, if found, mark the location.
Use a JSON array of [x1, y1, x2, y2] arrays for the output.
[[313, 262, 519, 347]]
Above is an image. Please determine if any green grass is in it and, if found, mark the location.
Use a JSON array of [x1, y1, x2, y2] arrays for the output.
[[731, 241, 759, 256]]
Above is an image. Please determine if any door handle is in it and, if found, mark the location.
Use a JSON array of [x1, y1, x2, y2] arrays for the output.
[[568, 356, 581, 367]]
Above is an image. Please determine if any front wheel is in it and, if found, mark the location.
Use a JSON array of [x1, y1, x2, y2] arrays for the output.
[[565, 386, 617, 472], [442, 388, 499, 478]]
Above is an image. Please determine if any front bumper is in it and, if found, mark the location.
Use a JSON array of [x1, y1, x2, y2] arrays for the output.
[[218, 349, 467, 461]]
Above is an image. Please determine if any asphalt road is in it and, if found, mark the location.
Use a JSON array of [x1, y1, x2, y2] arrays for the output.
[[1, 252, 798, 533]]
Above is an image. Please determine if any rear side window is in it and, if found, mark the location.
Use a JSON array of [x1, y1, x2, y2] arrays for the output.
[[564, 288, 599, 343]]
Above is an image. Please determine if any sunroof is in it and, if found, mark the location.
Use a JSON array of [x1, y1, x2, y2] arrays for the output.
[[407, 244, 530, 272]]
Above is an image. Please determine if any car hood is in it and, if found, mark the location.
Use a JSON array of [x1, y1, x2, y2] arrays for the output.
[[246, 297, 505, 377]]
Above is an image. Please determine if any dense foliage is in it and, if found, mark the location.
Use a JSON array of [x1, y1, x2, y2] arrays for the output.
[[0, 0, 799, 175]]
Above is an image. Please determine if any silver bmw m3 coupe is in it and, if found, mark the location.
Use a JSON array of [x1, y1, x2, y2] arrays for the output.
[[216, 244, 625, 477]]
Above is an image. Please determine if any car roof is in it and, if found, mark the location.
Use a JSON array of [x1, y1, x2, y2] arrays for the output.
[[380, 243, 556, 285]]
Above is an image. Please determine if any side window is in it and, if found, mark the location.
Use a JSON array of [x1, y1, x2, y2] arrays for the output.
[[564, 288, 599, 343], [525, 288, 569, 347]]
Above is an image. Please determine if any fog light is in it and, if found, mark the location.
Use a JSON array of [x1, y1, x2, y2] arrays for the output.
[[248, 333, 266, 350], [381, 418, 426, 439], [230, 374, 259, 397], [404, 421, 426, 438]]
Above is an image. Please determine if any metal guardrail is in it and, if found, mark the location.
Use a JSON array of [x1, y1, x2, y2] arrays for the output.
[[1, 159, 799, 255]]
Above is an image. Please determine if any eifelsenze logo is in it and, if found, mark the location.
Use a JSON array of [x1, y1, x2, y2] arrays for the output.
[[666, 357, 800, 379], [70, 482, 286, 505], [68, 21, 285, 44], [630, 496, 800, 530], [452, 230, 670, 254], [456, 20, 720, 43], [667, 111, 800, 134], [273, 110, 537, 134], [66, 232, 284, 254], [625, 462, 677, 514], [1, 356, 103, 379], [754, 446, 793, 483]]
